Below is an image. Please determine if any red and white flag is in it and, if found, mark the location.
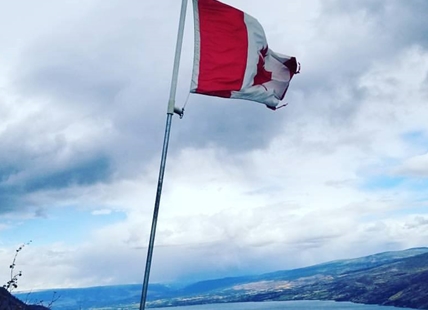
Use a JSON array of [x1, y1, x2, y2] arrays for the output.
[[191, 0, 299, 109]]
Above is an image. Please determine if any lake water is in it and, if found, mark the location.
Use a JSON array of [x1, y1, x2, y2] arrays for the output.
[[155, 301, 401, 310]]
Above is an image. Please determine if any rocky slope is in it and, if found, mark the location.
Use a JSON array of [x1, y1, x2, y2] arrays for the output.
[[0, 287, 49, 310]]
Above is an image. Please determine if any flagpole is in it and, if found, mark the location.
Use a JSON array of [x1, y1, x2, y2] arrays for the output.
[[139, 0, 188, 309]]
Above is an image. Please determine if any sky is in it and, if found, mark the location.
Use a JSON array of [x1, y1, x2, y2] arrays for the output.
[[0, 0, 428, 291]]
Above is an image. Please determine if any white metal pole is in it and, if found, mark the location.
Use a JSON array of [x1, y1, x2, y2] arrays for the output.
[[139, 0, 188, 309]]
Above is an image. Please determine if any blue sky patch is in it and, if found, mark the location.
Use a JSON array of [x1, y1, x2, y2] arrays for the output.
[[360, 175, 405, 191], [0, 206, 126, 246], [402, 130, 428, 150]]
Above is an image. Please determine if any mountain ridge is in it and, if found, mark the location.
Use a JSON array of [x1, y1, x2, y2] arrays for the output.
[[13, 247, 428, 309]]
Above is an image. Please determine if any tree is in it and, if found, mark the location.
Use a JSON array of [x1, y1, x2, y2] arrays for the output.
[[3, 241, 32, 292]]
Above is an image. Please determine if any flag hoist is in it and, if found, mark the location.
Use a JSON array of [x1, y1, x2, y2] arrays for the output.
[[139, 1, 299, 309]]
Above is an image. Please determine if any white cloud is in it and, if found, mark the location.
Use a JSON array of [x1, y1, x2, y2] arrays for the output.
[[395, 153, 428, 177], [1, 0, 428, 291], [91, 209, 113, 216]]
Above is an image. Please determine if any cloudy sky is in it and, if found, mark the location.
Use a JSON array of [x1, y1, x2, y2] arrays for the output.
[[1, 0, 428, 291]]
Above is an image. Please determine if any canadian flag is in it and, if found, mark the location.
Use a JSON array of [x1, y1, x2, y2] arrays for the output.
[[191, 0, 299, 109]]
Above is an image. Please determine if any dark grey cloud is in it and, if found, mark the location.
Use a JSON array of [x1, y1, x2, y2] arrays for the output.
[[0, 155, 111, 213], [2, 0, 428, 214], [0, 193, 19, 214], [0, 0, 427, 290], [34, 208, 48, 219], [405, 216, 428, 229], [0, 166, 19, 183], [1, 2, 176, 211], [19, 61, 127, 108], [273, 0, 428, 156], [423, 72, 428, 97], [171, 96, 288, 152], [24, 156, 111, 192], [6, 0, 293, 194], [324, 0, 428, 48]]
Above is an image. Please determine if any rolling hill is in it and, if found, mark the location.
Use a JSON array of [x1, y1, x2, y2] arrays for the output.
[[13, 247, 428, 309]]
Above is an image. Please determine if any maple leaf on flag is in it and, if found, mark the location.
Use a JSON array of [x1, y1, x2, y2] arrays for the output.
[[253, 46, 273, 87]]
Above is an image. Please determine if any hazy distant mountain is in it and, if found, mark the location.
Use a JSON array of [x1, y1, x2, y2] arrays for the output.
[[14, 247, 428, 309], [14, 284, 173, 309], [153, 247, 428, 309], [177, 247, 428, 296]]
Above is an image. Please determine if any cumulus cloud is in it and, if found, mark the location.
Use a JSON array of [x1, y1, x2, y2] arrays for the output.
[[395, 153, 428, 177], [1, 0, 428, 290]]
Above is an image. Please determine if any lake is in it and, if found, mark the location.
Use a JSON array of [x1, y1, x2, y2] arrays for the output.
[[155, 301, 401, 310]]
